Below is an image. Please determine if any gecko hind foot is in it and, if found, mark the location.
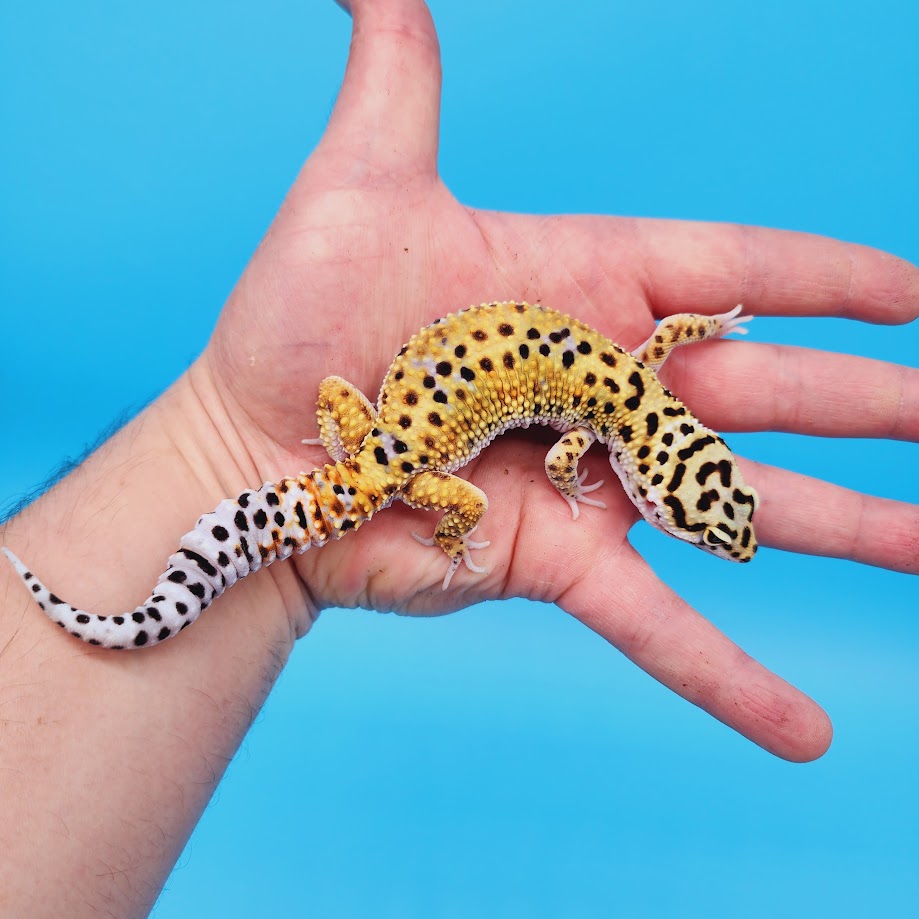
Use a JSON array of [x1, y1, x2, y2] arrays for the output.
[[412, 528, 491, 590]]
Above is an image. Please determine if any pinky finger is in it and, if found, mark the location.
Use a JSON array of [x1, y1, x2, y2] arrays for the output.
[[558, 546, 833, 762]]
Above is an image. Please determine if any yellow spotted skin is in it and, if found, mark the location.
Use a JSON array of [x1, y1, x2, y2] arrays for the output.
[[323, 301, 759, 588], [2, 301, 759, 649]]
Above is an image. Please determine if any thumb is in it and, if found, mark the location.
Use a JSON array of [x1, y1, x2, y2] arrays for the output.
[[320, 0, 442, 180]]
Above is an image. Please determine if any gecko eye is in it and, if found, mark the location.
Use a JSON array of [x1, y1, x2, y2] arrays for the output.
[[703, 527, 729, 547]]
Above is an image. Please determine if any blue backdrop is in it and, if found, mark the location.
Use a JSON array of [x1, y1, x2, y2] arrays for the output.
[[2, 2, 917, 916]]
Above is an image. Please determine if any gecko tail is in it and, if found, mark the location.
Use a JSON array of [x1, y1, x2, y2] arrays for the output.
[[1, 479, 308, 648], [2, 468, 372, 650], [1, 490, 274, 649], [2, 542, 221, 649]]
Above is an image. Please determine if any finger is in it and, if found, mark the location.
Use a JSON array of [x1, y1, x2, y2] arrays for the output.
[[657, 341, 919, 442], [739, 457, 919, 574], [628, 218, 919, 325], [556, 545, 833, 762], [321, 0, 441, 178]]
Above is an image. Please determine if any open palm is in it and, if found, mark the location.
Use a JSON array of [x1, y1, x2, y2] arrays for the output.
[[200, 0, 917, 761]]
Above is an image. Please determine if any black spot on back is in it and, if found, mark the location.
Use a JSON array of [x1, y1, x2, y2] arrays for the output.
[[677, 435, 716, 461]]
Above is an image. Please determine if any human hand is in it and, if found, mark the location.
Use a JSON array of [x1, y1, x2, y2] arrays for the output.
[[194, 0, 918, 761]]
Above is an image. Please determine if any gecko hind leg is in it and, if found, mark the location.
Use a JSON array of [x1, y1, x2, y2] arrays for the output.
[[632, 305, 752, 373], [302, 376, 377, 461], [403, 471, 490, 590], [545, 427, 606, 520]]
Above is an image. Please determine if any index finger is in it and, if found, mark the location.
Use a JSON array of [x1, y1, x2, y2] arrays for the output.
[[628, 219, 919, 325]]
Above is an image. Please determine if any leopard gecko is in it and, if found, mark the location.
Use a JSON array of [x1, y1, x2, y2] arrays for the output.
[[2, 301, 759, 649]]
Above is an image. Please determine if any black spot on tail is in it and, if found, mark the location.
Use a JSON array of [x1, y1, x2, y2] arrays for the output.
[[179, 549, 218, 578]]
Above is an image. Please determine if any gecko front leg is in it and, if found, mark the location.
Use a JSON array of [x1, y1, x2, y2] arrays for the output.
[[632, 306, 751, 372], [545, 426, 606, 519]]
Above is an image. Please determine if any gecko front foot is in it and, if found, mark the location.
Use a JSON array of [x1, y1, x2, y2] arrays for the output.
[[412, 527, 491, 591], [711, 304, 753, 337]]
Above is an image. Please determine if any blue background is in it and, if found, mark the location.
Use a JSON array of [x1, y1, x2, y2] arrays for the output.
[[2, 1, 917, 916]]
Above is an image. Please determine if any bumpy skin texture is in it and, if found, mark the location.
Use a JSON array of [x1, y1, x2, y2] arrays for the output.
[[2, 301, 758, 649]]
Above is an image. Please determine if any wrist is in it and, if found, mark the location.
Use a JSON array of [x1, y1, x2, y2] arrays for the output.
[[0, 362, 317, 915], [1, 361, 316, 655]]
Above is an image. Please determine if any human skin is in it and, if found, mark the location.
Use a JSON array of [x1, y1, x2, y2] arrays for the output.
[[1, 0, 918, 915]]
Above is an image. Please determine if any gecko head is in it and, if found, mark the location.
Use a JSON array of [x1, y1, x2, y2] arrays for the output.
[[642, 450, 759, 562], [609, 429, 759, 563]]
